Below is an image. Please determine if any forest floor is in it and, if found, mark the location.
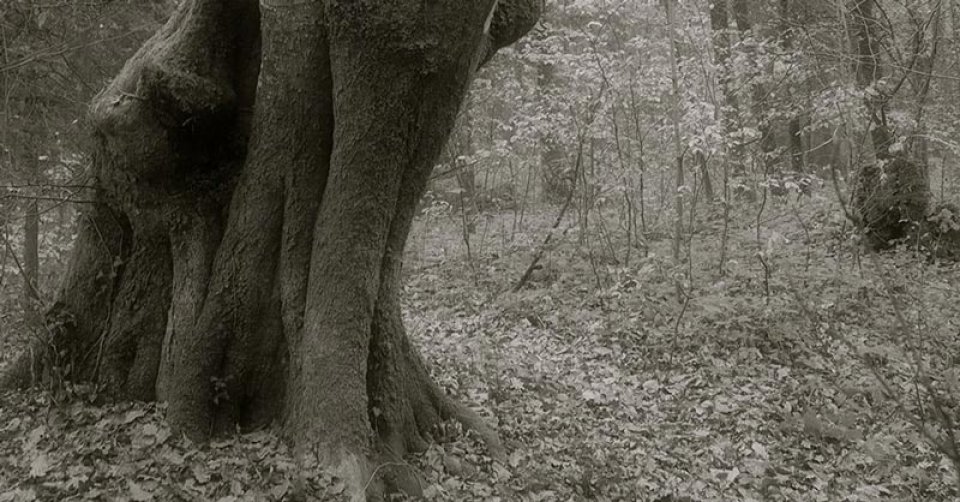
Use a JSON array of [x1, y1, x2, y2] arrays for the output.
[[2, 191, 960, 501]]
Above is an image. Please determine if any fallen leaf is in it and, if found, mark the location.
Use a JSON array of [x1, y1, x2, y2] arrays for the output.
[[128, 480, 153, 501], [492, 463, 512, 481], [23, 425, 45, 453], [29, 454, 52, 478], [269, 481, 289, 499], [123, 410, 147, 424], [192, 464, 211, 484], [0, 489, 35, 502]]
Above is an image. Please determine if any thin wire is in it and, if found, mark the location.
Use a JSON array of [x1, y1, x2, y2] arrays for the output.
[[258, 0, 318, 11]]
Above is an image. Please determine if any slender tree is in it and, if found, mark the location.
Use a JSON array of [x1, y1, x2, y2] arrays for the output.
[[537, 58, 571, 202], [779, 0, 806, 174], [903, 0, 942, 171], [22, 147, 39, 306], [732, 0, 776, 174], [664, 0, 685, 267], [710, 0, 736, 274]]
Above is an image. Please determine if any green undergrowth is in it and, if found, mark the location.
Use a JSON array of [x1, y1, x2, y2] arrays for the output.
[[2, 194, 960, 500]]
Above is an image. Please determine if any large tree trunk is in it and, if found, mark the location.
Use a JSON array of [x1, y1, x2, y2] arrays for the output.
[[849, 0, 928, 249], [3, 0, 541, 498]]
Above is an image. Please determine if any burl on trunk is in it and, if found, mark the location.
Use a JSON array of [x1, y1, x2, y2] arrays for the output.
[[3, 0, 541, 498]]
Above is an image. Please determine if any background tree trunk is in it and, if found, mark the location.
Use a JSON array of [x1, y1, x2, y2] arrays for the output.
[[710, 0, 741, 169], [538, 60, 572, 203], [732, 0, 776, 176], [780, 0, 806, 174], [664, 0, 686, 269], [849, 0, 929, 249], [904, 1, 941, 174]]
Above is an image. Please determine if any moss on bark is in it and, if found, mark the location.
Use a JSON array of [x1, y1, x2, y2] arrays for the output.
[[3, 0, 539, 499]]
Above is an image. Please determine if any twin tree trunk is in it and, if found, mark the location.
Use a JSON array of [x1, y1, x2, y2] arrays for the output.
[[3, 0, 540, 497]]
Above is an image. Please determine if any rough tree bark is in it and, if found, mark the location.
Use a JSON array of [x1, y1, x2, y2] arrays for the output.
[[2, 0, 541, 498]]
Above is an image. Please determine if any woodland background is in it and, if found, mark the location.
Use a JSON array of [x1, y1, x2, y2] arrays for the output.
[[2, 0, 960, 500]]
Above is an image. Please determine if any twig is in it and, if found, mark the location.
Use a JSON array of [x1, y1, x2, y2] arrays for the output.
[[0, 223, 43, 302], [511, 137, 584, 293]]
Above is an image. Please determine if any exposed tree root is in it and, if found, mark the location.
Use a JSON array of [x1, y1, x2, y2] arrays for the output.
[[1, 3, 538, 502], [441, 397, 507, 460], [365, 244, 504, 498]]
